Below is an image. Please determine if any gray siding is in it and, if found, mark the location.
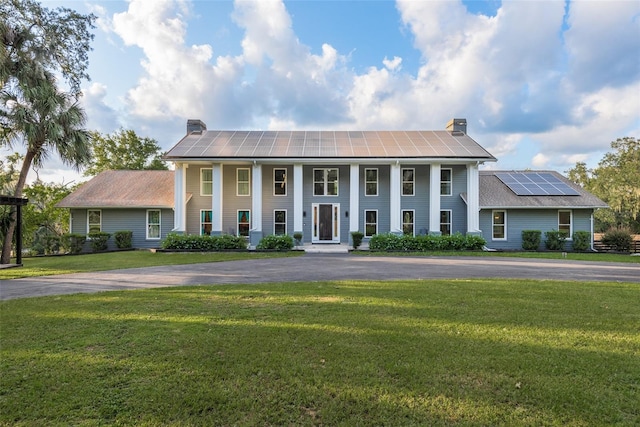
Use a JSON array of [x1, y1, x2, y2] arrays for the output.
[[360, 165, 390, 237], [480, 208, 594, 251], [223, 165, 252, 236], [441, 165, 468, 234], [70, 208, 174, 249], [261, 165, 294, 236], [400, 165, 429, 235], [185, 165, 215, 235], [303, 165, 350, 243]]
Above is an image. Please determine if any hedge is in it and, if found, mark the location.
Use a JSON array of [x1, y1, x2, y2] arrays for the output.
[[161, 233, 248, 251], [256, 234, 294, 251], [368, 232, 485, 252]]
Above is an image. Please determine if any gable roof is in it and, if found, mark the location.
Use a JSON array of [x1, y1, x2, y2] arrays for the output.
[[57, 170, 174, 209], [164, 130, 497, 162], [476, 170, 607, 209]]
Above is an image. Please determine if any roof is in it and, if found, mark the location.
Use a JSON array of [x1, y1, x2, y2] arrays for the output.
[[163, 130, 497, 162], [475, 170, 608, 209], [57, 170, 175, 209]]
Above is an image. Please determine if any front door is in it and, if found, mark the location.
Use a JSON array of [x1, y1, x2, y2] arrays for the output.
[[312, 203, 340, 243]]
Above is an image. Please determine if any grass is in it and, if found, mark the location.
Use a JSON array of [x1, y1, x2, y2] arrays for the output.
[[1, 279, 638, 426], [358, 250, 640, 263], [0, 250, 303, 280]]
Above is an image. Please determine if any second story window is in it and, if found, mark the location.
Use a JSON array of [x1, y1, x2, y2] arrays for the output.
[[201, 168, 212, 196], [365, 168, 378, 196], [274, 168, 287, 196], [237, 168, 250, 196], [441, 168, 452, 196], [314, 168, 339, 196], [402, 168, 414, 196]]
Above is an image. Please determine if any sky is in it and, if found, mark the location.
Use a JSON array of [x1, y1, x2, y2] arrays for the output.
[[12, 0, 640, 185]]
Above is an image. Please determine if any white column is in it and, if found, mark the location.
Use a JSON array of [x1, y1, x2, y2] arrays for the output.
[[429, 163, 441, 234], [293, 164, 303, 233], [252, 163, 262, 232], [349, 164, 359, 233], [212, 163, 223, 233], [466, 163, 481, 233], [390, 162, 402, 233], [173, 162, 185, 231]]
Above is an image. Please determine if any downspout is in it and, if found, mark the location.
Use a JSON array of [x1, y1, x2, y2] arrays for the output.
[[590, 211, 596, 251]]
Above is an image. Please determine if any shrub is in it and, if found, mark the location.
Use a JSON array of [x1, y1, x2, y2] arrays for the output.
[[522, 230, 541, 251], [256, 234, 294, 251], [572, 231, 591, 252], [369, 232, 486, 252], [161, 233, 247, 251], [544, 230, 568, 251], [88, 232, 111, 252], [601, 228, 633, 252], [61, 233, 86, 254], [114, 230, 133, 249], [350, 231, 364, 249], [293, 232, 303, 245]]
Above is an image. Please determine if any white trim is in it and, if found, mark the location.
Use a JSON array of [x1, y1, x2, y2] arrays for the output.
[[401, 167, 415, 196], [274, 209, 287, 235], [441, 168, 453, 196], [273, 168, 287, 196], [200, 209, 213, 236], [558, 209, 573, 238], [200, 167, 212, 196], [349, 164, 360, 234], [402, 209, 415, 236], [492, 210, 507, 241], [390, 163, 402, 232], [87, 209, 101, 234], [429, 164, 441, 233], [293, 164, 303, 232], [364, 209, 378, 238], [237, 209, 251, 237], [212, 164, 223, 233], [251, 163, 262, 232], [313, 168, 339, 196], [440, 209, 452, 235], [311, 203, 340, 243], [466, 163, 480, 233], [146, 209, 161, 240], [237, 167, 251, 196], [364, 168, 378, 196]]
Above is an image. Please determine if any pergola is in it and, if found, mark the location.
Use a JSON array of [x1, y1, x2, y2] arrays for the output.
[[0, 195, 29, 265]]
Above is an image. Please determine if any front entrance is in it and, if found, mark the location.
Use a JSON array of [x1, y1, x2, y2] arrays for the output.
[[312, 203, 340, 243]]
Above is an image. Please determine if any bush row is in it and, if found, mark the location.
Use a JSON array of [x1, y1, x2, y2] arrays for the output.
[[521, 229, 624, 252], [161, 233, 248, 251], [368, 232, 486, 252]]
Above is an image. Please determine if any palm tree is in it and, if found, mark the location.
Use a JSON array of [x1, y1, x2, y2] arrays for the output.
[[0, 72, 91, 264]]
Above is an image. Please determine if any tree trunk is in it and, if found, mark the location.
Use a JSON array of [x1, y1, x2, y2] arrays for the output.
[[1, 149, 36, 264]]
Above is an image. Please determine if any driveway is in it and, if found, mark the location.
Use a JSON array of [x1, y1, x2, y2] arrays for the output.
[[1, 254, 639, 300]]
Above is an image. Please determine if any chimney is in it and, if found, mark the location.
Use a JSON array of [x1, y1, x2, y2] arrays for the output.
[[187, 119, 207, 135], [446, 118, 467, 135]]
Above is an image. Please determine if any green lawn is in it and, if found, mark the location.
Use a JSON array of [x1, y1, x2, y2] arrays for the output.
[[0, 250, 303, 279], [1, 279, 638, 426]]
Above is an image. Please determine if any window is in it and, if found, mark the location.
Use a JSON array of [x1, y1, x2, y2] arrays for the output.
[[492, 210, 506, 240], [147, 210, 161, 239], [558, 210, 572, 237], [313, 168, 339, 196], [402, 168, 414, 196], [441, 168, 452, 196], [274, 168, 287, 196], [87, 209, 101, 233], [201, 210, 212, 235], [274, 210, 287, 235], [237, 168, 250, 196], [201, 168, 212, 196], [365, 210, 378, 237], [402, 210, 414, 236], [238, 210, 250, 237], [365, 168, 378, 196], [440, 210, 451, 235]]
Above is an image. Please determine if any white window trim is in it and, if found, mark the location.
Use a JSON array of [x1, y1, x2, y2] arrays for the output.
[[200, 168, 212, 196], [365, 209, 378, 238], [146, 209, 161, 240], [401, 168, 415, 196], [273, 168, 287, 197], [274, 209, 287, 235], [440, 209, 452, 235], [402, 209, 415, 236], [237, 168, 251, 196], [313, 168, 339, 196], [441, 168, 453, 196], [200, 209, 212, 236], [364, 168, 378, 197], [492, 210, 507, 241], [558, 209, 573, 239], [237, 209, 251, 237], [87, 209, 101, 234]]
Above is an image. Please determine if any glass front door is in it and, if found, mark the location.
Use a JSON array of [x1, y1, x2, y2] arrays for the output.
[[312, 203, 340, 243]]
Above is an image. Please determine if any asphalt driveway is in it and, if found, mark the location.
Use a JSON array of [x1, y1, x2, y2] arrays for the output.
[[1, 254, 639, 300]]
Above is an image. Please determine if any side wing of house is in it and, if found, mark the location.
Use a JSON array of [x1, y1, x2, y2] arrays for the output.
[[57, 170, 175, 249], [478, 171, 608, 251]]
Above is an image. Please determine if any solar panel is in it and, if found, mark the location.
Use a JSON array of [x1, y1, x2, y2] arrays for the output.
[[495, 172, 580, 196]]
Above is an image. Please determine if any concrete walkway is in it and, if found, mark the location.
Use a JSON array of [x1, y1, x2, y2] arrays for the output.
[[1, 254, 639, 301]]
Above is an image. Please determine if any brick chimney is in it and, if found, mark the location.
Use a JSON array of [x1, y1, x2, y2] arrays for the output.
[[446, 118, 467, 135], [187, 119, 207, 135]]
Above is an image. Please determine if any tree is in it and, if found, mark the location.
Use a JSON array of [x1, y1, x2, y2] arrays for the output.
[[84, 129, 168, 176], [567, 137, 640, 232], [1, 0, 95, 263]]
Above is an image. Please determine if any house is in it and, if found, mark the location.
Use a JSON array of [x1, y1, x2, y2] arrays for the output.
[[57, 118, 607, 251], [56, 170, 175, 249]]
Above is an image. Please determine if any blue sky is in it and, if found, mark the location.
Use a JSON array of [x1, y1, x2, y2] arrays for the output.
[[24, 0, 640, 184]]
